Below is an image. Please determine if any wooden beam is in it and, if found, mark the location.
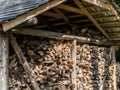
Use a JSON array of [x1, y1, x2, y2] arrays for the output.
[[110, 46, 117, 90], [2, 0, 66, 32], [82, 0, 110, 10], [53, 8, 69, 22], [91, 10, 110, 15], [0, 32, 9, 90], [12, 28, 114, 46], [101, 21, 120, 25], [73, 0, 111, 40], [9, 33, 40, 90], [96, 15, 116, 20], [104, 26, 120, 30], [42, 11, 62, 18], [57, 4, 84, 15], [71, 40, 77, 90]]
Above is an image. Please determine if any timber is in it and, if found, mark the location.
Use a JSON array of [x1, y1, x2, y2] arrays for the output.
[[12, 28, 115, 46], [2, 0, 66, 32], [73, 0, 111, 40], [0, 32, 9, 90], [110, 46, 117, 90], [71, 40, 77, 90], [9, 33, 40, 90], [82, 0, 110, 10]]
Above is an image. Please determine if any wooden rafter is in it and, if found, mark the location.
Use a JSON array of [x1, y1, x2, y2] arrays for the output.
[[104, 26, 120, 30], [101, 21, 120, 25], [73, 0, 110, 40], [42, 11, 62, 18], [82, 0, 110, 10], [53, 8, 69, 22], [56, 4, 84, 15], [2, 0, 67, 31]]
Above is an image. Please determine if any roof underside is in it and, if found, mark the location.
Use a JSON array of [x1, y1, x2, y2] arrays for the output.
[[2, 0, 120, 41]]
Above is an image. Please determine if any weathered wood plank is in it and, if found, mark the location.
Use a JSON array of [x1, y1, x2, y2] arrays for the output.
[[110, 46, 117, 90], [9, 33, 40, 90], [0, 32, 9, 90], [71, 40, 77, 90], [12, 28, 114, 46], [2, 0, 66, 32]]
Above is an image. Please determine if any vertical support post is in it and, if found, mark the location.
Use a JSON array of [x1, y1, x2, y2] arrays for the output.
[[110, 46, 117, 90], [71, 40, 77, 90], [0, 31, 9, 90]]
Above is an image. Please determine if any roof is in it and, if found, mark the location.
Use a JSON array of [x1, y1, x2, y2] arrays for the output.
[[0, 0, 49, 22], [2, 0, 120, 41]]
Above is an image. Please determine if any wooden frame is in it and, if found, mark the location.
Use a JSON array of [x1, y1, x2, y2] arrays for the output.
[[2, 0, 66, 31]]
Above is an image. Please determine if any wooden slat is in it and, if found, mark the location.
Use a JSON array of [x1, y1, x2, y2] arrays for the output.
[[57, 4, 84, 15], [12, 28, 114, 46], [82, 0, 110, 10], [104, 26, 120, 30], [0, 32, 9, 90], [101, 21, 120, 25], [71, 40, 77, 90], [73, 0, 111, 40], [42, 11, 62, 18], [110, 46, 117, 90], [2, 0, 66, 31], [9, 33, 40, 90]]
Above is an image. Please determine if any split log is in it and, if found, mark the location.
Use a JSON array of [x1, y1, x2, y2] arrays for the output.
[[9, 33, 40, 90], [12, 28, 114, 46]]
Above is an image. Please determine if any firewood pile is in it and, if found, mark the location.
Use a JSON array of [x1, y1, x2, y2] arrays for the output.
[[54, 26, 106, 40], [76, 44, 114, 90], [9, 35, 114, 90], [117, 62, 120, 89]]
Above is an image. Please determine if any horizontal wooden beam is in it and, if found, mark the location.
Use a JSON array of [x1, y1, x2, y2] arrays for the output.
[[2, 0, 66, 31], [12, 28, 115, 46], [104, 26, 120, 30], [82, 0, 110, 10], [101, 21, 120, 25]]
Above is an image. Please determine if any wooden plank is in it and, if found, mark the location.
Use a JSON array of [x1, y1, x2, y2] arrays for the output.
[[101, 21, 120, 25], [110, 46, 117, 90], [82, 0, 110, 10], [2, 0, 66, 32], [9, 33, 40, 90], [57, 4, 84, 15], [71, 40, 77, 90], [73, 0, 111, 40], [12, 28, 114, 46], [0, 32, 9, 90]]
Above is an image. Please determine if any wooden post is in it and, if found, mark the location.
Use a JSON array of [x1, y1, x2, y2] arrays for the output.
[[0, 31, 9, 90], [71, 40, 77, 90], [9, 33, 40, 90], [110, 46, 117, 90]]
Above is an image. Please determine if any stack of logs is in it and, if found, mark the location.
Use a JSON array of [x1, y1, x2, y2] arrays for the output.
[[9, 36, 114, 90]]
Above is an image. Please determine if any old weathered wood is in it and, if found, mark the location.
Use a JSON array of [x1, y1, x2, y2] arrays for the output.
[[9, 33, 40, 90], [71, 40, 77, 90], [0, 32, 9, 90], [110, 46, 117, 90], [12, 28, 115, 46], [82, 0, 110, 10], [73, 0, 111, 40], [2, 0, 66, 32]]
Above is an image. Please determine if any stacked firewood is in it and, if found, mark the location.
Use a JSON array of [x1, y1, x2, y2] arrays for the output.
[[54, 26, 105, 40], [9, 37, 73, 90], [9, 35, 113, 90], [76, 44, 114, 90]]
